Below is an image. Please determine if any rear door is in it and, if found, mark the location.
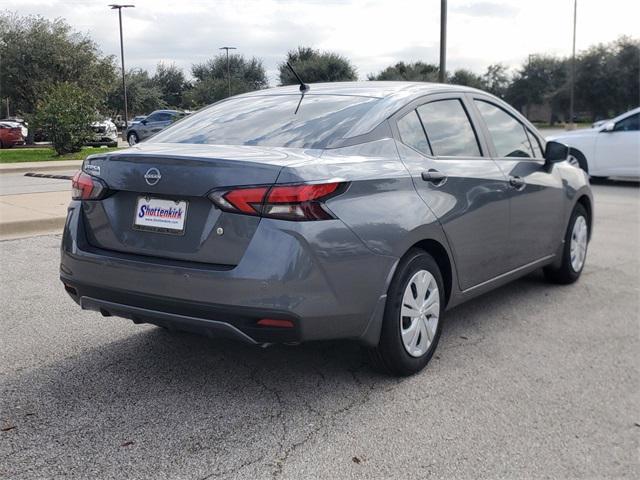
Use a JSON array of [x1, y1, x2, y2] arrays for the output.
[[393, 94, 511, 291], [471, 97, 565, 270]]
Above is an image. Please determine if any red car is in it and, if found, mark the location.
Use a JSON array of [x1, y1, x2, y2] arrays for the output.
[[0, 122, 25, 148]]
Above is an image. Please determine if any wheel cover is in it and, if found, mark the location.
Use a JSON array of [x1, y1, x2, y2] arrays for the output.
[[570, 215, 588, 272], [128, 134, 138, 146], [400, 270, 440, 358], [567, 154, 580, 168]]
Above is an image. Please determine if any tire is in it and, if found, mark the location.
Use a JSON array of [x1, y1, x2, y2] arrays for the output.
[[544, 204, 590, 284], [107, 141, 118, 148], [567, 149, 588, 173], [368, 249, 445, 376], [127, 132, 139, 146]]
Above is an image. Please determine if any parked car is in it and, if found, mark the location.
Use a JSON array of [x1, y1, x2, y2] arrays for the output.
[[0, 122, 25, 148], [62, 82, 593, 376], [87, 119, 118, 147], [549, 107, 639, 178], [0, 117, 28, 139], [124, 110, 185, 146]]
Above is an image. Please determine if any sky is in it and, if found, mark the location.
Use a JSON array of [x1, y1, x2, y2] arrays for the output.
[[4, 0, 639, 84]]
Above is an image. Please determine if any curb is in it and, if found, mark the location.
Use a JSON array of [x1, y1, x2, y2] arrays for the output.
[[0, 216, 66, 240], [0, 160, 82, 175]]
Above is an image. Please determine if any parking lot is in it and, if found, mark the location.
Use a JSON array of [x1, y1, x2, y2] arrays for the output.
[[0, 181, 638, 479]]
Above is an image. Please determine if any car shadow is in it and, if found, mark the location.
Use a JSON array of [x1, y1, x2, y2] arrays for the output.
[[1, 269, 567, 476], [590, 177, 639, 187]]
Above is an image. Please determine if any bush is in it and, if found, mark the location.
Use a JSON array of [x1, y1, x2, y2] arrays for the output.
[[35, 83, 97, 155]]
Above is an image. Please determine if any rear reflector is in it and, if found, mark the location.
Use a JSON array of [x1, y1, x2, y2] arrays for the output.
[[256, 318, 295, 328], [209, 182, 346, 221]]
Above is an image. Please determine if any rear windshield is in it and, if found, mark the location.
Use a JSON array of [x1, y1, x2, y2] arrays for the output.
[[149, 94, 380, 149]]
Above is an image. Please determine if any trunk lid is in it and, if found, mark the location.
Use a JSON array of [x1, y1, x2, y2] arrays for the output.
[[81, 143, 320, 266]]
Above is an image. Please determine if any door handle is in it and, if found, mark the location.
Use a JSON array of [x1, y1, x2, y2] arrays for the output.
[[509, 176, 526, 190], [421, 169, 447, 184]]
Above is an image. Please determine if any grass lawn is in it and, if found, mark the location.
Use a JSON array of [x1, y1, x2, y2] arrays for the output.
[[0, 146, 122, 164]]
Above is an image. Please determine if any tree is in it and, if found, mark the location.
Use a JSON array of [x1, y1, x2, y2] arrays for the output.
[[449, 69, 486, 89], [185, 54, 267, 107], [483, 64, 510, 98], [106, 69, 166, 117], [34, 83, 97, 155], [0, 12, 116, 116], [367, 61, 439, 81], [153, 62, 189, 108], [278, 47, 357, 85]]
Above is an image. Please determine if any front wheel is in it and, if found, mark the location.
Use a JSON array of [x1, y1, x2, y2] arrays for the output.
[[369, 249, 444, 376], [544, 204, 590, 284], [127, 132, 139, 146]]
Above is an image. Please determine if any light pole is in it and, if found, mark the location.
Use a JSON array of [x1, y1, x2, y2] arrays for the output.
[[569, 0, 577, 129], [219, 46, 237, 97], [110, 4, 135, 130], [439, 0, 447, 83]]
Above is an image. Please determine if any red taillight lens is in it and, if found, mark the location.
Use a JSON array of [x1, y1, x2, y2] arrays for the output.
[[71, 171, 107, 200], [209, 182, 345, 221], [256, 318, 295, 328]]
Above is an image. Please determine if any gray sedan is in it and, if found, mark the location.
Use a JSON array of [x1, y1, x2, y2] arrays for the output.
[[61, 82, 592, 376], [125, 109, 186, 146]]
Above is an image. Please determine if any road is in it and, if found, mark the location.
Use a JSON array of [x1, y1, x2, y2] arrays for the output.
[[1, 182, 638, 479]]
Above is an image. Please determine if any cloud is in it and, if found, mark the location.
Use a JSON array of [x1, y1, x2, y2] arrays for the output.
[[452, 2, 519, 18]]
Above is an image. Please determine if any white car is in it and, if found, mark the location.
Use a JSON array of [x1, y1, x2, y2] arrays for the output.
[[548, 107, 639, 179], [88, 119, 118, 147]]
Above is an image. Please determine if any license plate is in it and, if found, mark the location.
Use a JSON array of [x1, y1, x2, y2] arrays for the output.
[[133, 197, 188, 235]]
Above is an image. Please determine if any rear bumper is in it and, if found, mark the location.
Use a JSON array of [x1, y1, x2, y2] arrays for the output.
[[60, 202, 397, 345]]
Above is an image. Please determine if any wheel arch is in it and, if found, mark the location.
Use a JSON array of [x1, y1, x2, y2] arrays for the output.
[[569, 147, 589, 173], [408, 239, 453, 307]]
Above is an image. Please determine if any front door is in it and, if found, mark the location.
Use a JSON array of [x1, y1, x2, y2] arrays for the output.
[[394, 96, 511, 291], [594, 112, 640, 177], [471, 98, 565, 269]]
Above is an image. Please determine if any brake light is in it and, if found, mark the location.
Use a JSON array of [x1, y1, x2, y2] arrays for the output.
[[209, 182, 345, 221], [71, 171, 107, 200]]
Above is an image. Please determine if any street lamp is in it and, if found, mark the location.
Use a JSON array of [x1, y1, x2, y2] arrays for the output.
[[219, 46, 237, 97], [109, 4, 135, 130], [439, 0, 447, 83], [569, 0, 577, 130]]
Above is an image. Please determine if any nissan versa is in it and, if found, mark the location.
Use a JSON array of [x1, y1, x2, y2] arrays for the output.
[[61, 82, 593, 376]]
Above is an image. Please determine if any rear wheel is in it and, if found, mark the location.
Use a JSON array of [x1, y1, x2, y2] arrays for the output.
[[369, 249, 444, 376], [544, 204, 589, 284]]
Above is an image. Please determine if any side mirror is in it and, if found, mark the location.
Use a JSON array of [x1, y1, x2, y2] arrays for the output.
[[544, 140, 569, 164], [602, 121, 615, 132], [141, 119, 147, 125]]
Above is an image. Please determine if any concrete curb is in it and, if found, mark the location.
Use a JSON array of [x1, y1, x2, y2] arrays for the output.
[[0, 216, 66, 240], [0, 160, 82, 174]]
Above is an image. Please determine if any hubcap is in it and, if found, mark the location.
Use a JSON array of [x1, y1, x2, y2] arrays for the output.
[[570, 215, 588, 272], [400, 270, 440, 358], [567, 155, 580, 169], [128, 134, 137, 146]]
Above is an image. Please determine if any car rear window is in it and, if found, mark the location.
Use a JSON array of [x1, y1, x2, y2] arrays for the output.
[[149, 95, 380, 149]]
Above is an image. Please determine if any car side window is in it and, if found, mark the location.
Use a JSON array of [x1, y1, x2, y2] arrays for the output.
[[526, 129, 543, 158], [145, 113, 160, 123], [475, 100, 534, 158], [155, 113, 172, 122], [397, 110, 432, 156], [416, 99, 481, 157], [613, 113, 639, 132]]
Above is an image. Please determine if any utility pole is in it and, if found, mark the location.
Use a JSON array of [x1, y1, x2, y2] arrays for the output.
[[439, 0, 447, 83], [569, 0, 577, 130], [219, 46, 237, 97], [109, 4, 135, 130]]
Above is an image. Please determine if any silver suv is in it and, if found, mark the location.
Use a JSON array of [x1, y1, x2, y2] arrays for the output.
[[125, 110, 186, 146]]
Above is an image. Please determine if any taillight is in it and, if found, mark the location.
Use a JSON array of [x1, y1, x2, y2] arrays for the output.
[[209, 182, 346, 221], [71, 171, 107, 200]]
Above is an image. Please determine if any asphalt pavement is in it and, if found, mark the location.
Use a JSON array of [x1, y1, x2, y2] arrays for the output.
[[0, 181, 638, 479]]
